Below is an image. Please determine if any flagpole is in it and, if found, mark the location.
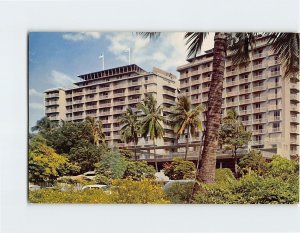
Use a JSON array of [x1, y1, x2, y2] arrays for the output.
[[102, 55, 105, 70], [128, 48, 131, 65]]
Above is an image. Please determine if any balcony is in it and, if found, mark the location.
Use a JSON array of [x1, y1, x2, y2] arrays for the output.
[[99, 103, 111, 108], [269, 116, 281, 122], [112, 126, 121, 131], [239, 78, 250, 84], [252, 74, 264, 81], [239, 110, 251, 115], [268, 93, 282, 99], [271, 127, 282, 133], [290, 138, 298, 144], [268, 60, 279, 66], [113, 109, 124, 114], [191, 89, 200, 95], [46, 93, 59, 98], [291, 116, 299, 123], [226, 102, 237, 107], [190, 70, 200, 76], [268, 104, 282, 111], [226, 91, 236, 97], [73, 99, 83, 104], [114, 92, 126, 98], [113, 101, 126, 106], [290, 83, 299, 90], [253, 129, 265, 134], [202, 96, 209, 102], [191, 79, 201, 85], [100, 94, 112, 100], [86, 89, 97, 94], [252, 64, 265, 71], [45, 108, 58, 114], [128, 81, 142, 87], [252, 107, 267, 113], [128, 90, 141, 95], [252, 85, 266, 92], [66, 109, 72, 113], [252, 140, 263, 145], [252, 53, 265, 60], [181, 82, 190, 88], [239, 88, 250, 94], [99, 111, 111, 116], [48, 115, 60, 121], [291, 127, 298, 133], [103, 128, 111, 132], [291, 94, 299, 102], [73, 115, 84, 120], [290, 105, 299, 112], [202, 66, 212, 73], [163, 99, 175, 105], [85, 97, 96, 102], [45, 100, 59, 106], [66, 93, 72, 98], [241, 120, 251, 125], [268, 82, 281, 89], [105, 136, 112, 140], [226, 81, 238, 87], [73, 92, 83, 97], [226, 70, 238, 76], [253, 118, 266, 124], [86, 105, 97, 110], [99, 86, 110, 92], [269, 71, 281, 77], [202, 77, 211, 83], [239, 99, 252, 104], [86, 112, 97, 117], [73, 107, 84, 112], [113, 134, 121, 140], [191, 98, 200, 104], [252, 96, 267, 102], [128, 98, 141, 104], [239, 67, 251, 73], [202, 86, 210, 92]]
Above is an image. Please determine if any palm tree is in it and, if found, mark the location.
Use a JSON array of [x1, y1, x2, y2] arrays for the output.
[[119, 107, 140, 160], [138, 95, 165, 171], [169, 96, 203, 160], [138, 32, 299, 183], [31, 116, 54, 134], [85, 116, 105, 147]]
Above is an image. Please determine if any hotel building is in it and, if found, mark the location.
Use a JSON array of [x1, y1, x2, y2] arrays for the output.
[[44, 64, 179, 154], [177, 36, 299, 159]]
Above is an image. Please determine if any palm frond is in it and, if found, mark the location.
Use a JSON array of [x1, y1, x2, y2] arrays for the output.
[[184, 32, 209, 58], [136, 32, 161, 40]]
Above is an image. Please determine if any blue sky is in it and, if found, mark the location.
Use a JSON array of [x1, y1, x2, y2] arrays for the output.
[[29, 32, 214, 131]]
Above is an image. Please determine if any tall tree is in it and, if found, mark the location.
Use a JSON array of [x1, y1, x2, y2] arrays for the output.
[[138, 95, 165, 171], [31, 116, 55, 134], [85, 116, 105, 147], [138, 32, 299, 183], [119, 107, 140, 160], [219, 109, 252, 175], [168, 96, 203, 160]]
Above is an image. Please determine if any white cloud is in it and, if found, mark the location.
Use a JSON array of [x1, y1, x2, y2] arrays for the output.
[[62, 32, 101, 41], [50, 70, 76, 87], [29, 102, 44, 110], [105, 32, 215, 74], [29, 88, 43, 97]]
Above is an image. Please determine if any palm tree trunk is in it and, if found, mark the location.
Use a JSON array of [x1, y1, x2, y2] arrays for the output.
[[134, 141, 137, 161], [234, 147, 238, 176], [197, 32, 227, 183], [153, 139, 158, 172], [185, 127, 190, 160]]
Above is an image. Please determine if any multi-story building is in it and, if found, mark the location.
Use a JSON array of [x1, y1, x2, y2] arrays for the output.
[[44, 64, 179, 155], [177, 36, 299, 159]]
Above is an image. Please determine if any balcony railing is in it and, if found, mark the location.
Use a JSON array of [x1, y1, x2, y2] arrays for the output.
[[202, 87, 210, 92], [86, 89, 97, 94], [253, 129, 265, 134], [252, 96, 267, 102], [268, 104, 282, 111], [239, 110, 251, 115], [73, 115, 84, 120], [202, 77, 211, 83], [226, 81, 238, 86], [290, 83, 299, 89], [239, 78, 249, 84], [86, 105, 97, 110], [163, 99, 175, 105], [191, 89, 200, 94], [239, 88, 250, 94], [73, 107, 84, 112], [271, 127, 281, 133], [46, 93, 59, 98], [226, 102, 237, 107], [164, 133, 175, 138], [73, 92, 83, 97], [290, 105, 299, 112], [99, 103, 111, 108], [45, 108, 58, 114], [291, 127, 298, 133], [291, 94, 299, 101], [252, 107, 267, 113], [128, 98, 141, 104], [252, 64, 265, 70], [239, 99, 251, 104], [268, 60, 279, 66], [73, 100, 83, 104], [239, 67, 251, 73], [128, 81, 142, 86], [253, 118, 266, 124], [252, 53, 265, 59], [113, 101, 126, 105], [269, 71, 281, 77], [45, 101, 59, 106], [253, 85, 266, 92], [252, 140, 263, 145], [114, 92, 126, 98], [252, 74, 264, 81], [99, 86, 110, 92]]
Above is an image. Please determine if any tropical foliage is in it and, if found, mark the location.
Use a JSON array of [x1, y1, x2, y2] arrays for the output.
[[168, 96, 203, 160], [123, 161, 156, 180], [138, 94, 165, 171], [163, 157, 196, 180]]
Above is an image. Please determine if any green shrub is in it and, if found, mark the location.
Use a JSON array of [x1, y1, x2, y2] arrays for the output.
[[163, 158, 196, 180], [267, 155, 298, 180], [215, 168, 236, 184], [164, 182, 195, 204], [194, 171, 299, 204], [123, 161, 156, 180], [29, 189, 112, 204], [110, 178, 170, 204], [238, 150, 268, 176]]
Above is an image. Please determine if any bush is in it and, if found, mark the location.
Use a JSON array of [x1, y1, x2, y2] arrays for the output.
[[194, 171, 299, 204], [123, 161, 156, 180], [164, 182, 195, 204], [29, 189, 111, 204], [267, 155, 298, 180], [215, 168, 236, 184], [110, 179, 170, 204], [238, 150, 268, 176], [163, 158, 196, 180]]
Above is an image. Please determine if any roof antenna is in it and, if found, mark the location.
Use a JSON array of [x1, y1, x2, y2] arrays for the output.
[[98, 53, 105, 70]]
